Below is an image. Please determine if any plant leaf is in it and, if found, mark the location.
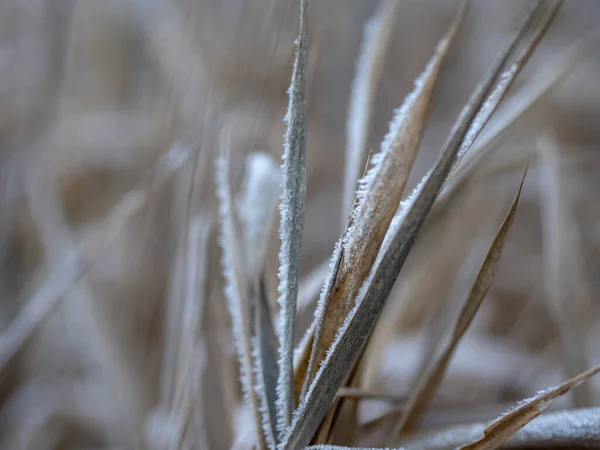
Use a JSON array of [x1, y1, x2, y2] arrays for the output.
[[215, 140, 265, 449], [276, 0, 309, 435], [447, 0, 562, 177], [457, 366, 600, 450], [538, 132, 593, 407], [393, 167, 527, 435], [238, 152, 281, 279], [342, 0, 401, 225], [280, 4, 544, 447], [252, 275, 281, 448], [401, 407, 600, 450], [238, 151, 281, 448], [501, 407, 600, 449]]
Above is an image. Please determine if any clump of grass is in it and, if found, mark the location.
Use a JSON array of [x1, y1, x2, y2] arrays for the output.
[[213, 0, 600, 449], [3, 0, 600, 449]]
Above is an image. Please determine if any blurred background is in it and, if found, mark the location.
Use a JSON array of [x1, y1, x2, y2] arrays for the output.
[[1, 0, 600, 448]]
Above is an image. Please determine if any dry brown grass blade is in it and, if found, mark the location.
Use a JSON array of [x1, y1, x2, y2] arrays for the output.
[[401, 407, 600, 450], [538, 132, 593, 408], [500, 407, 600, 449], [411, 230, 494, 388], [298, 0, 466, 394], [457, 366, 600, 450], [0, 144, 190, 375], [393, 167, 527, 436], [342, 0, 401, 225], [281, 3, 544, 447]]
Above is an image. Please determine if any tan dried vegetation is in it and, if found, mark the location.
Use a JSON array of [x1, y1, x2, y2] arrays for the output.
[[1, 1, 600, 449]]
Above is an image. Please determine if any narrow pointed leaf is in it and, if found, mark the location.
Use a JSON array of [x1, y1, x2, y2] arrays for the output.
[[215, 145, 265, 449], [538, 132, 593, 407], [238, 151, 281, 448], [394, 168, 527, 435], [458, 365, 600, 450], [402, 407, 600, 450], [238, 151, 281, 278], [276, 0, 309, 434], [252, 276, 281, 448], [448, 0, 561, 176]]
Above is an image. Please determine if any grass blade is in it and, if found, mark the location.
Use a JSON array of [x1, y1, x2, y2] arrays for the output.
[[458, 365, 600, 450], [276, 0, 309, 434], [500, 407, 600, 449], [253, 276, 281, 448], [215, 141, 264, 449], [393, 167, 527, 435], [298, 0, 466, 394], [238, 152, 282, 448], [342, 0, 401, 225], [448, 0, 562, 176], [281, 5, 545, 447], [238, 152, 281, 279], [402, 407, 600, 450], [538, 132, 593, 407], [165, 218, 212, 449]]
